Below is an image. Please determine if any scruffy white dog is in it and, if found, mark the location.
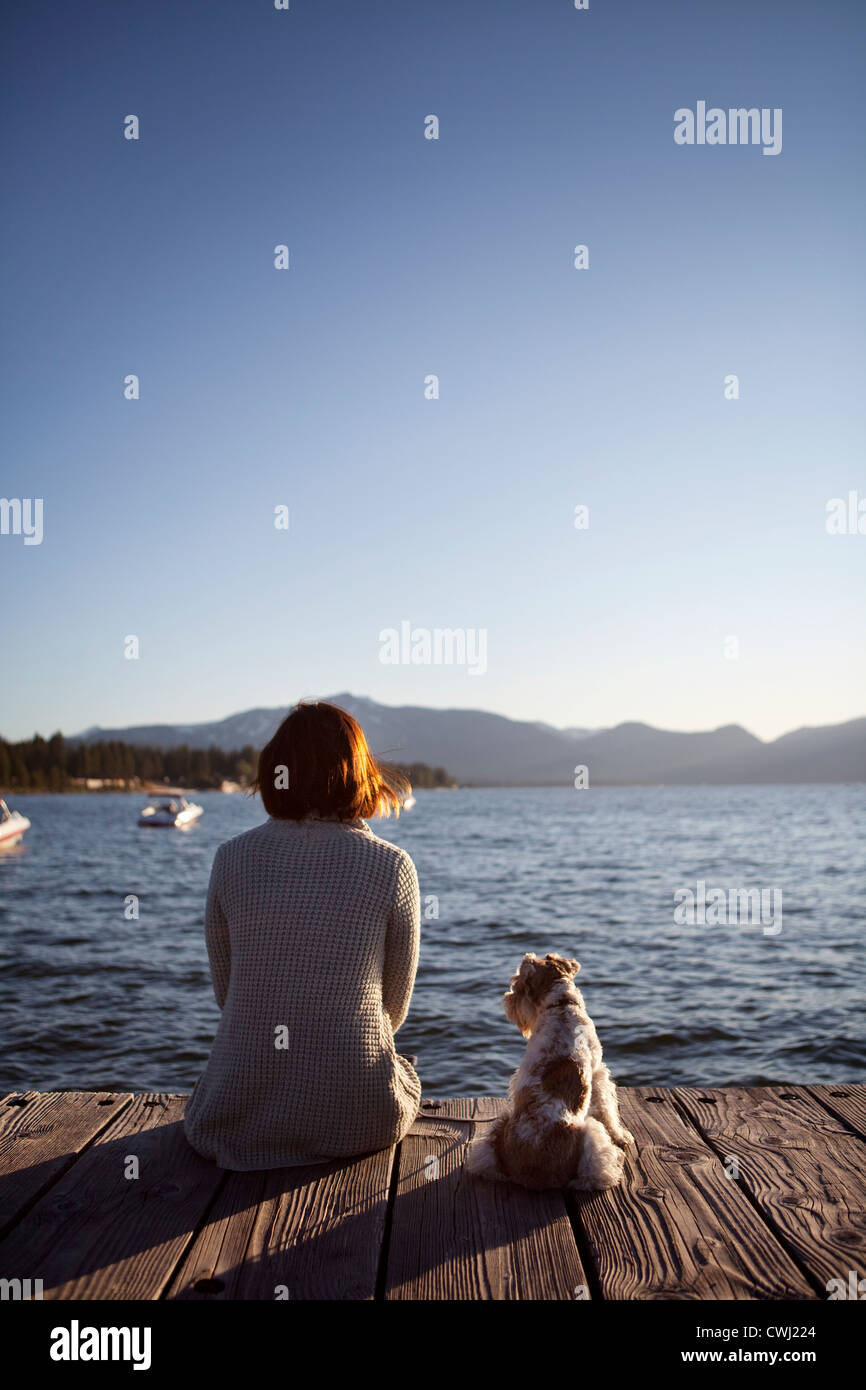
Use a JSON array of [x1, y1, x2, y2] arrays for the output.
[[465, 953, 634, 1190]]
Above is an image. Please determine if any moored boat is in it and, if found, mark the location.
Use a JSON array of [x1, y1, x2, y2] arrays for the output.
[[138, 795, 203, 828], [0, 798, 30, 847]]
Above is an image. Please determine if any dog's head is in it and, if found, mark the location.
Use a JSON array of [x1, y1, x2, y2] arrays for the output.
[[503, 952, 581, 1037]]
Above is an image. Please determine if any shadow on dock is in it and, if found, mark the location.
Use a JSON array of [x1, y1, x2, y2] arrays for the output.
[[0, 1086, 864, 1300]]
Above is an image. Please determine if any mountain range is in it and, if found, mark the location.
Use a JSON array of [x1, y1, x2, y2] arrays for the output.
[[72, 695, 866, 786]]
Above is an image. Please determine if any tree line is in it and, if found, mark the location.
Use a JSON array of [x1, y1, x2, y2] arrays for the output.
[[0, 733, 454, 792]]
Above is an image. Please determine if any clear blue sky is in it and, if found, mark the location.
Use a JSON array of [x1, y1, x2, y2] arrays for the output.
[[2, 0, 864, 743]]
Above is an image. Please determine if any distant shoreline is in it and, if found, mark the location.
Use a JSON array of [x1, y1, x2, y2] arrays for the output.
[[4, 780, 863, 796]]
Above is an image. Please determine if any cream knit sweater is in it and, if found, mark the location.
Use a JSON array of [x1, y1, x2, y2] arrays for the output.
[[183, 814, 422, 1170]]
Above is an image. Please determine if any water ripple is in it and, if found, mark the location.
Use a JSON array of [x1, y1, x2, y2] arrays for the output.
[[0, 786, 863, 1093]]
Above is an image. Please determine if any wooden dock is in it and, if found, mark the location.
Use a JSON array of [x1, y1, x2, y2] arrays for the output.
[[1, 1085, 864, 1300]]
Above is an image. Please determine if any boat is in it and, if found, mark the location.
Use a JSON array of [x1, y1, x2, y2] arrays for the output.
[[0, 798, 30, 848], [138, 795, 203, 828]]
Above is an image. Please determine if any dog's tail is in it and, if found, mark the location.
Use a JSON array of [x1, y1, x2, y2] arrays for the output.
[[569, 1117, 627, 1191], [464, 1116, 509, 1182]]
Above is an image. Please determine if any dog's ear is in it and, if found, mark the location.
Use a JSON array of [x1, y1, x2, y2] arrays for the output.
[[545, 953, 581, 978], [504, 957, 541, 1036], [507, 954, 540, 994]]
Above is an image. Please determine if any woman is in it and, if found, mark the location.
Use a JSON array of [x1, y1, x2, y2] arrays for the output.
[[183, 700, 421, 1170]]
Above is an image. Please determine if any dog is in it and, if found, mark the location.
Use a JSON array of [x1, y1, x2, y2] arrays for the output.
[[465, 952, 634, 1190]]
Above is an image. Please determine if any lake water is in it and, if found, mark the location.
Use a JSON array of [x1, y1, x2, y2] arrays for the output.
[[0, 786, 863, 1095]]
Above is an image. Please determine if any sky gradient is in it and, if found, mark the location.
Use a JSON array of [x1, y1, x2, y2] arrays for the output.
[[2, 0, 864, 743]]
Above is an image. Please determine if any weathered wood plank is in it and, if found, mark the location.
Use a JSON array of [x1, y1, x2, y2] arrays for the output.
[[675, 1086, 866, 1295], [417, 1097, 503, 1119], [569, 1087, 814, 1300], [806, 1084, 866, 1142], [0, 1091, 133, 1238], [0, 1094, 224, 1299], [385, 1097, 591, 1300], [167, 1143, 396, 1301], [3, 1089, 860, 1304]]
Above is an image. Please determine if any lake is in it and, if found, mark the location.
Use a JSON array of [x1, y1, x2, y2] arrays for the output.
[[0, 786, 863, 1094]]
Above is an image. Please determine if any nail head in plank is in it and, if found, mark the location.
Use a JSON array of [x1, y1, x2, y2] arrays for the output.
[[805, 1084, 866, 1142]]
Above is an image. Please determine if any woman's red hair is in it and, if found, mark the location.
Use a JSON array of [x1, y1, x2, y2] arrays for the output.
[[252, 700, 410, 821]]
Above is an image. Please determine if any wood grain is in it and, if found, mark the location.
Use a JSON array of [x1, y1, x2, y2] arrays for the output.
[[385, 1096, 591, 1300], [0, 1093, 223, 1299], [0, 1090, 133, 1238], [3, 1089, 861, 1301], [806, 1083, 866, 1142], [569, 1087, 813, 1300], [675, 1085, 866, 1294], [167, 1144, 396, 1301]]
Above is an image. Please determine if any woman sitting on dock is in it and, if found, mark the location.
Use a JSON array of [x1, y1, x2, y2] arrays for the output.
[[183, 700, 421, 1170]]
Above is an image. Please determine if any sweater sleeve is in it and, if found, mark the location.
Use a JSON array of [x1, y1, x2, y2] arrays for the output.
[[382, 851, 420, 1034], [204, 847, 231, 1009]]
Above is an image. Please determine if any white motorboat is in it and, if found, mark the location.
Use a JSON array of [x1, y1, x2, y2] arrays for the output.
[[138, 795, 203, 829], [0, 798, 30, 847]]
